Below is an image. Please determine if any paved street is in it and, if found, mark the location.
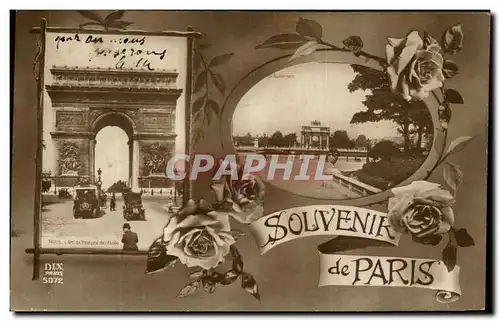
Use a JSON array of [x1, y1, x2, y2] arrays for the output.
[[41, 195, 176, 251]]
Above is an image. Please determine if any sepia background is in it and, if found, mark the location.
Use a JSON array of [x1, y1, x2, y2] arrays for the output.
[[11, 11, 489, 311]]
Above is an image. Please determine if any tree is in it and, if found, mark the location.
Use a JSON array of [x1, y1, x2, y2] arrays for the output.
[[354, 135, 370, 148], [408, 107, 433, 151], [107, 180, 129, 193], [258, 134, 269, 148], [283, 133, 298, 147], [368, 140, 401, 161], [347, 65, 432, 153], [268, 131, 285, 147], [234, 132, 254, 146], [41, 179, 51, 193], [329, 130, 355, 149]]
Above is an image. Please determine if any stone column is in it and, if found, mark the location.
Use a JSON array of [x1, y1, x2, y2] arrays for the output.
[[319, 135, 323, 150], [89, 138, 96, 184], [132, 139, 140, 192], [128, 140, 133, 188]]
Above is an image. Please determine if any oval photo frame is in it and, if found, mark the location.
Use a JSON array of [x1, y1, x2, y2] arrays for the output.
[[220, 50, 444, 206]]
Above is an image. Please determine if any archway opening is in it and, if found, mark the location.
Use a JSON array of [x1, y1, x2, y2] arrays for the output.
[[92, 112, 135, 191], [95, 126, 129, 190]]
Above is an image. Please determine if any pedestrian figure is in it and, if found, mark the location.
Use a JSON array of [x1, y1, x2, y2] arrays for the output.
[[160, 189, 162, 195], [121, 223, 139, 251], [151, 189, 154, 195], [110, 193, 116, 211]]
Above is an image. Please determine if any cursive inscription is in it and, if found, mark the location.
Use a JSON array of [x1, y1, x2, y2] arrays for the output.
[[53, 33, 167, 71]]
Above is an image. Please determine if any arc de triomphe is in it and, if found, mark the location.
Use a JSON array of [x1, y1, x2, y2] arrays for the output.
[[44, 66, 183, 191]]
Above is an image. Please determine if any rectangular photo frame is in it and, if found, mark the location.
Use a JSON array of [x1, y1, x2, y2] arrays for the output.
[[29, 17, 199, 278]]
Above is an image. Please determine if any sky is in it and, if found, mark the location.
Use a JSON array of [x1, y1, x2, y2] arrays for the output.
[[95, 126, 129, 189], [232, 62, 400, 140]]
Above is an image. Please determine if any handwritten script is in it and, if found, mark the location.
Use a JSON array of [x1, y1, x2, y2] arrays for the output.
[[53, 33, 168, 71]]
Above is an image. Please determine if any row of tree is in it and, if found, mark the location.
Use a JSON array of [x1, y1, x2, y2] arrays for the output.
[[234, 130, 370, 149]]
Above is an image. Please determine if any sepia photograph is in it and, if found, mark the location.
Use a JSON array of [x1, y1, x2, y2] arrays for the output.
[[39, 28, 189, 251], [233, 62, 434, 199], [10, 10, 490, 312]]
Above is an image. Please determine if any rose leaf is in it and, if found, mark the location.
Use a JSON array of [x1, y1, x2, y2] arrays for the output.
[[438, 103, 452, 130], [413, 234, 443, 246], [104, 10, 126, 25], [446, 136, 473, 156], [445, 89, 464, 104], [232, 256, 244, 274], [443, 161, 464, 195], [206, 99, 221, 118], [442, 60, 459, 79], [177, 281, 201, 298], [255, 33, 307, 50], [145, 237, 178, 274], [296, 17, 323, 40], [79, 22, 105, 29], [289, 40, 320, 62], [193, 70, 207, 94], [230, 245, 242, 260], [453, 228, 475, 247], [222, 270, 240, 285], [441, 24, 464, 55], [209, 71, 226, 95], [107, 20, 133, 29], [202, 280, 216, 293], [193, 53, 202, 73], [76, 10, 104, 24], [342, 36, 364, 53], [191, 96, 206, 116], [442, 243, 457, 272], [209, 53, 234, 67], [189, 269, 204, 279], [241, 272, 260, 301]]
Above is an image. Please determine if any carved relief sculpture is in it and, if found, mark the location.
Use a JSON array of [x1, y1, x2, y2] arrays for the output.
[[59, 142, 80, 175], [143, 142, 170, 175]]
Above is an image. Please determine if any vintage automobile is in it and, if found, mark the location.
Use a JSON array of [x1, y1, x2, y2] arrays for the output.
[[73, 185, 100, 219], [58, 188, 72, 199], [122, 192, 146, 221]]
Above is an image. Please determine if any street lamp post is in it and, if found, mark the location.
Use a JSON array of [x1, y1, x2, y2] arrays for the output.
[[97, 168, 102, 204], [147, 160, 154, 195]]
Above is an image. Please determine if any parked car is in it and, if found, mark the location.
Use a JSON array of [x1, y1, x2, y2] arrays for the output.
[[58, 188, 72, 199], [122, 192, 146, 221], [73, 185, 100, 219]]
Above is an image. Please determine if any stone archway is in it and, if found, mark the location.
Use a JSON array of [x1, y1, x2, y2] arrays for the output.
[[45, 66, 183, 191]]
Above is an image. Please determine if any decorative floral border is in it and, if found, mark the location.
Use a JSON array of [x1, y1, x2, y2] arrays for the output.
[[190, 43, 234, 147], [146, 17, 476, 300]]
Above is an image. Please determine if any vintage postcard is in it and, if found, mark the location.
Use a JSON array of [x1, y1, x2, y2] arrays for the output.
[[10, 10, 491, 311]]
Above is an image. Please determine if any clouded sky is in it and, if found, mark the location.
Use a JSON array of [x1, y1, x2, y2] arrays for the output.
[[232, 62, 399, 140]]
